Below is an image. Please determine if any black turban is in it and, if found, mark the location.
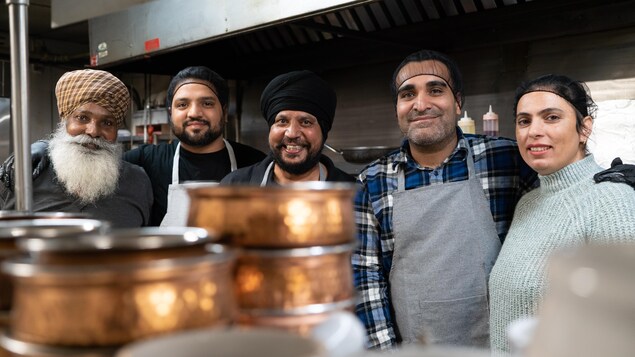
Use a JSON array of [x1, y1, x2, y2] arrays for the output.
[[260, 70, 337, 141]]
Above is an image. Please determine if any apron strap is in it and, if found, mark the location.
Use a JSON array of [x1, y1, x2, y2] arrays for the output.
[[171, 142, 181, 185], [318, 162, 326, 181], [397, 145, 475, 191], [223, 139, 238, 172], [260, 161, 327, 187], [260, 161, 275, 187]]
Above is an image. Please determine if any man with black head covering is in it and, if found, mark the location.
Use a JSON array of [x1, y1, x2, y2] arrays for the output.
[[0, 69, 153, 227], [221, 70, 354, 185], [123, 66, 266, 225]]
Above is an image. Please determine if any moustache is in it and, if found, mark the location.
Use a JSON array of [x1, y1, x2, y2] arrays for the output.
[[275, 139, 309, 150], [66, 134, 116, 153], [185, 119, 210, 127], [408, 109, 443, 121]]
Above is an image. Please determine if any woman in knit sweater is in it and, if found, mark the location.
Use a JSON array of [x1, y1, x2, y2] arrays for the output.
[[488, 74, 635, 355]]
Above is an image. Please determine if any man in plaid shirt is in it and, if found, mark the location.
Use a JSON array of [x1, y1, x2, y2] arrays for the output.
[[353, 50, 538, 350]]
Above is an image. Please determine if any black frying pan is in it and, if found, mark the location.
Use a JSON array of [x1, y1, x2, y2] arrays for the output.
[[324, 144, 398, 164]]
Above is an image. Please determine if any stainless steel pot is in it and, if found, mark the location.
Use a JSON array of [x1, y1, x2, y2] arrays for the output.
[[187, 182, 356, 248], [324, 144, 398, 164]]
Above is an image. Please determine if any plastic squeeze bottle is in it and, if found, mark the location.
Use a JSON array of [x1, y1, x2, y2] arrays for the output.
[[457, 111, 475, 134], [483, 105, 499, 136]]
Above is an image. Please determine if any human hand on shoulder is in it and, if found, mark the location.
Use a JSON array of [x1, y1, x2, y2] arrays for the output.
[[0, 140, 50, 190], [594, 157, 635, 190]]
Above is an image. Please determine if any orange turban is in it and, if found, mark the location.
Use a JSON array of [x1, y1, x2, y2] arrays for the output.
[[55, 69, 130, 127]]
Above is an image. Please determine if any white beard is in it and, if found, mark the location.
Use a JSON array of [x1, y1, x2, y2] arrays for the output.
[[48, 124, 122, 204]]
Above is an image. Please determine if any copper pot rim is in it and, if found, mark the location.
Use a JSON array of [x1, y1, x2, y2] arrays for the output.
[[2, 245, 234, 279], [240, 299, 356, 316], [0, 218, 108, 240], [188, 181, 356, 198], [0, 330, 117, 356], [238, 242, 356, 258], [17, 226, 214, 253], [0, 211, 91, 220]]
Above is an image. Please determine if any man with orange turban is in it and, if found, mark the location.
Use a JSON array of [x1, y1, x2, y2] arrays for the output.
[[0, 69, 152, 227]]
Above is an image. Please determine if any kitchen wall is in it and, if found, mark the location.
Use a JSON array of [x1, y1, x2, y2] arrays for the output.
[[0, 64, 67, 162], [238, 26, 635, 174], [10, 26, 635, 173]]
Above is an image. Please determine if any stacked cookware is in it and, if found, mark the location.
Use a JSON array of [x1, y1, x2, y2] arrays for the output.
[[0, 224, 235, 357], [187, 182, 358, 335], [0, 213, 108, 357]]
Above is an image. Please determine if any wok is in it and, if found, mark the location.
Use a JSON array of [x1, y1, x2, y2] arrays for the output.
[[324, 144, 398, 164]]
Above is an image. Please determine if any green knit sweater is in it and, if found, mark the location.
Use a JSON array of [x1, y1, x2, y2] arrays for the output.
[[489, 155, 635, 354]]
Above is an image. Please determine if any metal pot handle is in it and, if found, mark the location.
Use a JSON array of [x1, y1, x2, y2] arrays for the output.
[[323, 144, 343, 155]]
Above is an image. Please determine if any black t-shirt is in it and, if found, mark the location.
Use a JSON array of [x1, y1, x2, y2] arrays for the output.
[[124, 140, 266, 226]]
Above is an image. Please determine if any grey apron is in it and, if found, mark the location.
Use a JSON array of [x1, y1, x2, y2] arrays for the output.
[[389, 146, 501, 347]]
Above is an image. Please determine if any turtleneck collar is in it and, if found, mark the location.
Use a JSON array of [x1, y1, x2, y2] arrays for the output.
[[538, 155, 601, 194]]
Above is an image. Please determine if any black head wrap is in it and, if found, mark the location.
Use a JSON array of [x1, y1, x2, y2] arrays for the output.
[[260, 70, 337, 140]]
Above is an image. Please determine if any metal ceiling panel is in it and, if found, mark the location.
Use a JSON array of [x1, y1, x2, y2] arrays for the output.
[[421, 1, 442, 19], [460, 0, 479, 13]]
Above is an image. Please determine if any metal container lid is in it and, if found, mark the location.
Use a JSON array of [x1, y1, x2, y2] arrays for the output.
[[238, 242, 356, 258], [0, 330, 117, 357], [0, 211, 90, 220], [0, 218, 108, 239], [17, 226, 213, 253], [240, 298, 356, 316], [2, 244, 234, 278]]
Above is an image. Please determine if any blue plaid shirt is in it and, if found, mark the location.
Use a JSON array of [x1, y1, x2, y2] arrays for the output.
[[352, 132, 538, 350]]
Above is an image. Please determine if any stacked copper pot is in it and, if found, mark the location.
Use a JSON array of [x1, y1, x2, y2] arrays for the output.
[[0, 224, 235, 357], [187, 182, 357, 335], [0, 213, 107, 357]]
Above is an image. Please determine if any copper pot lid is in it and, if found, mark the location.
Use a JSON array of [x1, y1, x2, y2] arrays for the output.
[[240, 299, 356, 316], [0, 218, 108, 239], [17, 226, 212, 253], [239, 243, 356, 258], [3, 244, 233, 278]]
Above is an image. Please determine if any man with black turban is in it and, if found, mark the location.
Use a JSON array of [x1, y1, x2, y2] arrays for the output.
[[0, 69, 153, 227], [221, 70, 354, 185]]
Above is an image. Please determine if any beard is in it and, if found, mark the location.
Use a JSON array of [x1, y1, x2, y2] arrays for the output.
[[272, 139, 323, 176], [48, 123, 122, 204], [172, 118, 224, 147]]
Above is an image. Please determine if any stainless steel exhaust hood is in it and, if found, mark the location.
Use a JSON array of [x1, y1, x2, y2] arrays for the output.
[[86, 0, 367, 67]]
